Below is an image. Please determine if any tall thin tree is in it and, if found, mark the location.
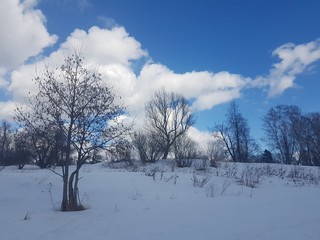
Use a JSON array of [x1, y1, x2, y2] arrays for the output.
[[213, 102, 258, 162]]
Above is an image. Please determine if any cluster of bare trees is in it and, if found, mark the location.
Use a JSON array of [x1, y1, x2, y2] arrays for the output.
[[131, 89, 197, 164], [209, 103, 320, 166], [263, 105, 320, 166], [0, 120, 72, 169], [0, 121, 34, 169]]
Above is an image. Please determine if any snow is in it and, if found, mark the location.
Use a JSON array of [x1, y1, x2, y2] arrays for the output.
[[0, 162, 320, 240]]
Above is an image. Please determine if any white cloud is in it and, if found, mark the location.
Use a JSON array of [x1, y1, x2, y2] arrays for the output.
[[1, 20, 147, 125], [0, 0, 57, 120], [266, 39, 320, 96], [60, 26, 147, 66], [0, 67, 9, 88], [0, 0, 57, 70], [133, 63, 249, 111], [8, 63, 39, 102], [5, 26, 146, 102], [0, 101, 17, 121], [192, 89, 241, 111]]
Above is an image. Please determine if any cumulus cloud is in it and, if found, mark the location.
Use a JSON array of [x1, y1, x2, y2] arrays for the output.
[[133, 63, 249, 111], [266, 39, 320, 96], [0, 0, 57, 119], [8, 64, 40, 102], [0, 101, 17, 121], [5, 26, 146, 106], [192, 89, 241, 111], [60, 26, 147, 66], [0, 0, 57, 71]]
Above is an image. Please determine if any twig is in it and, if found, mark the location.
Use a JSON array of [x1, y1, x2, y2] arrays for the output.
[[24, 212, 31, 220], [47, 168, 63, 178]]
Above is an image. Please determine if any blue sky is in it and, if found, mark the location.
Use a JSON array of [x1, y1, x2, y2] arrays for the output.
[[1, 0, 320, 146]]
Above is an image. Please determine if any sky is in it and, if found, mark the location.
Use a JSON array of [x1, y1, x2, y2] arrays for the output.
[[0, 0, 320, 148]]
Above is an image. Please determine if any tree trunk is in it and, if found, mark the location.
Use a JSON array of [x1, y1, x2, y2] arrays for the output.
[[60, 124, 72, 212], [66, 167, 83, 211], [60, 170, 69, 211], [68, 171, 78, 211], [162, 138, 173, 160], [74, 169, 80, 207], [162, 145, 170, 160]]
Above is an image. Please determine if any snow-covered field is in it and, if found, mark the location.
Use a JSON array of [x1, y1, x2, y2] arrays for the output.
[[1, 161, 320, 240]]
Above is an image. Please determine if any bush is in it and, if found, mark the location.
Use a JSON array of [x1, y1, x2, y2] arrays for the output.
[[287, 165, 320, 186], [237, 164, 263, 188], [222, 163, 238, 178], [176, 159, 193, 168], [193, 159, 208, 171], [191, 173, 211, 188], [131, 131, 163, 164], [210, 160, 220, 168]]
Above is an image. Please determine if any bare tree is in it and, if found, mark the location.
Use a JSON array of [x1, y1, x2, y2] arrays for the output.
[[145, 89, 195, 159], [107, 139, 132, 162], [11, 130, 33, 169], [292, 112, 320, 166], [173, 134, 199, 168], [16, 53, 131, 211], [131, 131, 162, 163], [262, 105, 301, 164], [0, 121, 36, 168], [213, 102, 258, 162], [173, 134, 199, 160], [307, 113, 320, 166], [0, 121, 13, 165], [206, 138, 229, 162]]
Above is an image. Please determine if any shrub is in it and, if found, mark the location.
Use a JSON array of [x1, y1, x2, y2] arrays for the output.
[[222, 163, 238, 178], [194, 159, 208, 171], [205, 182, 217, 197], [176, 159, 193, 168], [191, 174, 211, 188], [237, 164, 263, 188]]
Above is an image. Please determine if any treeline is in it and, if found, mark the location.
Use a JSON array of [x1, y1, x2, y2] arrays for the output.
[[0, 54, 319, 169], [211, 103, 320, 166], [0, 120, 71, 169], [1, 101, 319, 168], [263, 105, 320, 166], [0, 121, 34, 169]]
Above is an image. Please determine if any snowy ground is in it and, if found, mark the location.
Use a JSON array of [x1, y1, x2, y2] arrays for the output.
[[0, 161, 320, 240]]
